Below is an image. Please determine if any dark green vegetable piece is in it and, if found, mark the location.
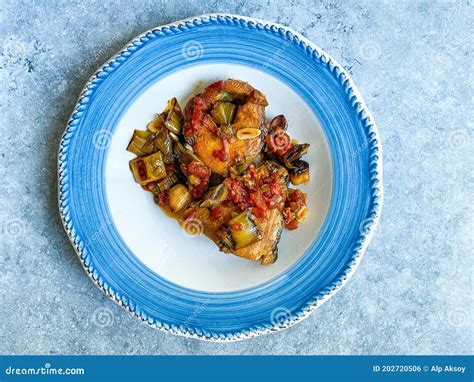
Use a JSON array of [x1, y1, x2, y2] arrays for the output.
[[289, 160, 310, 185], [282, 143, 310, 169], [174, 142, 202, 165]]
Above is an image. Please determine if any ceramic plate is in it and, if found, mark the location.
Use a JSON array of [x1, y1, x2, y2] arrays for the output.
[[58, 14, 382, 341]]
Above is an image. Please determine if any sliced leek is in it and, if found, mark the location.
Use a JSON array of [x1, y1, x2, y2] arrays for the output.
[[129, 151, 166, 185], [162, 98, 183, 135], [211, 102, 236, 125], [168, 184, 193, 212], [236, 128, 261, 140], [146, 172, 179, 195], [153, 129, 173, 162], [218, 209, 262, 250], [200, 183, 228, 208], [126, 130, 154, 157]]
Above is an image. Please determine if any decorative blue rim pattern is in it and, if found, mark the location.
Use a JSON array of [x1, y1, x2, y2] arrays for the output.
[[58, 14, 383, 342]]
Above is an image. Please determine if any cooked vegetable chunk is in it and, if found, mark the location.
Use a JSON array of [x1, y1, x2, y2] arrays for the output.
[[129, 151, 166, 185], [211, 102, 236, 126], [127, 129, 155, 157], [168, 184, 193, 212], [162, 98, 184, 135], [217, 209, 262, 251], [289, 160, 310, 185]]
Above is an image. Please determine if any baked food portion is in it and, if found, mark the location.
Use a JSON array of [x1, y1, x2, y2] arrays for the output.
[[127, 79, 310, 264]]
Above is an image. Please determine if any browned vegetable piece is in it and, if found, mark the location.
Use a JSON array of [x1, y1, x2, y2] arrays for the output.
[[145, 172, 180, 195], [147, 114, 165, 133], [269, 115, 287, 131], [289, 160, 310, 185], [282, 143, 310, 169], [208, 172, 225, 187], [174, 141, 203, 165], [129, 151, 166, 185]]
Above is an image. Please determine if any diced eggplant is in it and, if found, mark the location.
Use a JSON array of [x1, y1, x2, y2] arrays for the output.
[[257, 161, 289, 185], [289, 160, 310, 185], [167, 184, 193, 212], [269, 115, 287, 131], [208, 172, 225, 187], [282, 144, 310, 169], [129, 151, 166, 185]]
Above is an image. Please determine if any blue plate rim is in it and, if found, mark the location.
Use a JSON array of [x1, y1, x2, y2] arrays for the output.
[[58, 13, 383, 342]]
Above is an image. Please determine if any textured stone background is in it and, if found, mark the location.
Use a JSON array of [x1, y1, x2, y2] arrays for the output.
[[1, 0, 472, 355]]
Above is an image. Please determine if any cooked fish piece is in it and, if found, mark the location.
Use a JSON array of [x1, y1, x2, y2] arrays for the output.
[[182, 79, 267, 176], [232, 208, 283, 264]]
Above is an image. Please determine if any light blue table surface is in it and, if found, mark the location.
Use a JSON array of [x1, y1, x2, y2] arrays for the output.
[[1, 0, 472, 355]]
